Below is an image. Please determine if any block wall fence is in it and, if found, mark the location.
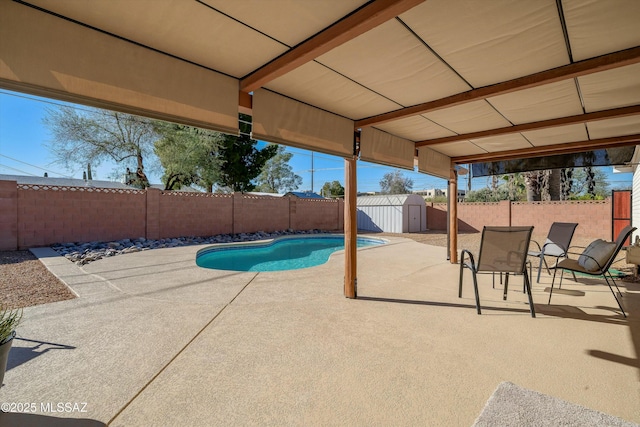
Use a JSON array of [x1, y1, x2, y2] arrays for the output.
[[0, 181, 344, 250], [0, 180, 614, 250], [426, 199, 613, 241]]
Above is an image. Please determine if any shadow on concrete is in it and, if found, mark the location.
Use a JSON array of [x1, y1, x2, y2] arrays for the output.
[[6, 337, 75, 372], [357, 295, 532, 315], [0, 412, 104, 427]]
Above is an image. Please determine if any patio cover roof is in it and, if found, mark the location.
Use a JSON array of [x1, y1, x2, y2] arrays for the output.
[[1, 0, 639, 177]]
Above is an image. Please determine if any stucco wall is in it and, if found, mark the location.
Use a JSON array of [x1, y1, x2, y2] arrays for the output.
[[428, 199, 611, 241], [2, 183, 344, 250], [15, 184, 146, 248]]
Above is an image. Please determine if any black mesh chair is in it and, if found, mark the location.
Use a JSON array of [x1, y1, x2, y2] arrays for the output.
[[550, 225, 636, 318], [527, 222, 578, 283], [459, 226, 536, 317]]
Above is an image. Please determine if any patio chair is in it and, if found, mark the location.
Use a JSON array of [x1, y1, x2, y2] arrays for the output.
[[550, 225, 636, 318], [527, 222, 578, 283], [459, 226, 536, 317]]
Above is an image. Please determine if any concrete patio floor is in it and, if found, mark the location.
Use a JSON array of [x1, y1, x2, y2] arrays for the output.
[[1, 236, 639, 426]]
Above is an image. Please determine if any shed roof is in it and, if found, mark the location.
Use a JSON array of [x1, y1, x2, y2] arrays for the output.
[[357, 194, 425, 207]]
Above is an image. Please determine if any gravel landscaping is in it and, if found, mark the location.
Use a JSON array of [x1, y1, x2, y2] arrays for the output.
[[0, 250, 76, 309], [51, 229, 332, 265]]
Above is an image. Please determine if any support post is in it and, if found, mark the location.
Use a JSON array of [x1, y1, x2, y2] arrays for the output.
[[448, 166, 458, 263], [344, 156, 357, 298]]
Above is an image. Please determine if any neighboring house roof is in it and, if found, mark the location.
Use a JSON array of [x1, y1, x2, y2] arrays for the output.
[[285, 191, 325, 199], [357, 194, 426, 207], [0, 174, 200, 191], [0, 174, 135, 189], [246, 192, 285, 197], [148, 184, 202, 193]]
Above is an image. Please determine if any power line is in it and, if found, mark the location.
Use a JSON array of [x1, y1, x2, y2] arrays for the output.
[[0, 163, 38, 176], [0, 154, 73, 178]]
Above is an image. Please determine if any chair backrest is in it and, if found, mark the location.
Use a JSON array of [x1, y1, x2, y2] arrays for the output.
[[601, 225, 637, 272], [477, 226, 534, 274], [543, 222, 578, 256]]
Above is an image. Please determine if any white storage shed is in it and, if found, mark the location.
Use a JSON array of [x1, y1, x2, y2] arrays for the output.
[[357, 194, 427, 233]]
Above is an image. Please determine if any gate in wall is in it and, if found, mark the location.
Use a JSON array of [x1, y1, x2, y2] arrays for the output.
[[612, 189, 632, 244]]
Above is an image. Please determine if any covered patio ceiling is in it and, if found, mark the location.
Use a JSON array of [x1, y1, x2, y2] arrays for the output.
[[1, 0, 640, 295], [1, 0, 639, 174]]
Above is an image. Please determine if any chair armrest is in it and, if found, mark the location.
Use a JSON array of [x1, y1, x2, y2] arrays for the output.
[[460, 249, 476, 270], [564, 249, 584, 260], [529, 240, 542, 252], [577, 252, 607, 271]]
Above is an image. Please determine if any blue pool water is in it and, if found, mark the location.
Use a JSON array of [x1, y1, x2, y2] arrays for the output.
[[196, 235, 386, 272]]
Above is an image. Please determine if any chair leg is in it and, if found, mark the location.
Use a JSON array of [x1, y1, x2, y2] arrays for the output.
[[472, 271, 481, 315], [523, 271, 536, 318], [608, 272, 624, 297], [503, 273, 509, 300], [536, 254, 551, 283], [524, 261, 531, 293], [549, 268, 560, 304], [536, 256, 544, 283], [458, 262, 465, 298], [604, 273, 626, 318]]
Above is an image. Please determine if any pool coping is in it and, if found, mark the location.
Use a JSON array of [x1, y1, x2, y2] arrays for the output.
[[194, 233, 388, 258]]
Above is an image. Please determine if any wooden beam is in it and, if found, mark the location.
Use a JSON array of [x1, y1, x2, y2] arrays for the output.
[[448, 166, 458, 264], [452, 134, 640, 164], [344, 156, 358, 299], [240, 0, 425, 92], [238, 91, 252, 115], [415, 105, 640, 148], [355, 46, 640, 129]]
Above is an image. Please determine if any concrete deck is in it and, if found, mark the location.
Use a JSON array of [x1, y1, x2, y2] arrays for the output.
[[1, 237, 639, 426]]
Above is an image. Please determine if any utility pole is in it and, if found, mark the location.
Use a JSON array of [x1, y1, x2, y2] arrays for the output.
[[310, 151, 314, 193]]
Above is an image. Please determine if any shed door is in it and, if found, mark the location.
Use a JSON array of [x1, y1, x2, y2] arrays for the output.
[[408, 205, 421, 233]]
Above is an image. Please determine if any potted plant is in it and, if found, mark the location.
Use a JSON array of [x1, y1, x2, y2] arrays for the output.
[[0, 306, 21, 387]]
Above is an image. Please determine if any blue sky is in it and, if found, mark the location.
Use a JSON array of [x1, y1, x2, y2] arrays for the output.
[[0, 89, 633, 193]]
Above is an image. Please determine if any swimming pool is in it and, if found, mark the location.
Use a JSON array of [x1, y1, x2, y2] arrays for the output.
[[196, 234, 386, 272]]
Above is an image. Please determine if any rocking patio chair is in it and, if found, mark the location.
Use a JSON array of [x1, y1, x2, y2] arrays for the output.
[[550, 225, 636, 317]]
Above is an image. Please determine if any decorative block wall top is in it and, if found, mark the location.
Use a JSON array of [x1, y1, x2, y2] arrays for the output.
[[160, 191, 232, 198], [17, 184, 145, 195]]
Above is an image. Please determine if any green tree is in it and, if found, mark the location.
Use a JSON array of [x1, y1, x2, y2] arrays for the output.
[[255, 145, 302, 193], [569, 167, 609, 199], [216, 114, 278, 192], [321, 180, 345, 198], [500, 173, 526, 201], [154, 122, 223, 191], [380, 170, 413, 194], [465, 187, 511, 202], [44, 106, 158, 188]]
